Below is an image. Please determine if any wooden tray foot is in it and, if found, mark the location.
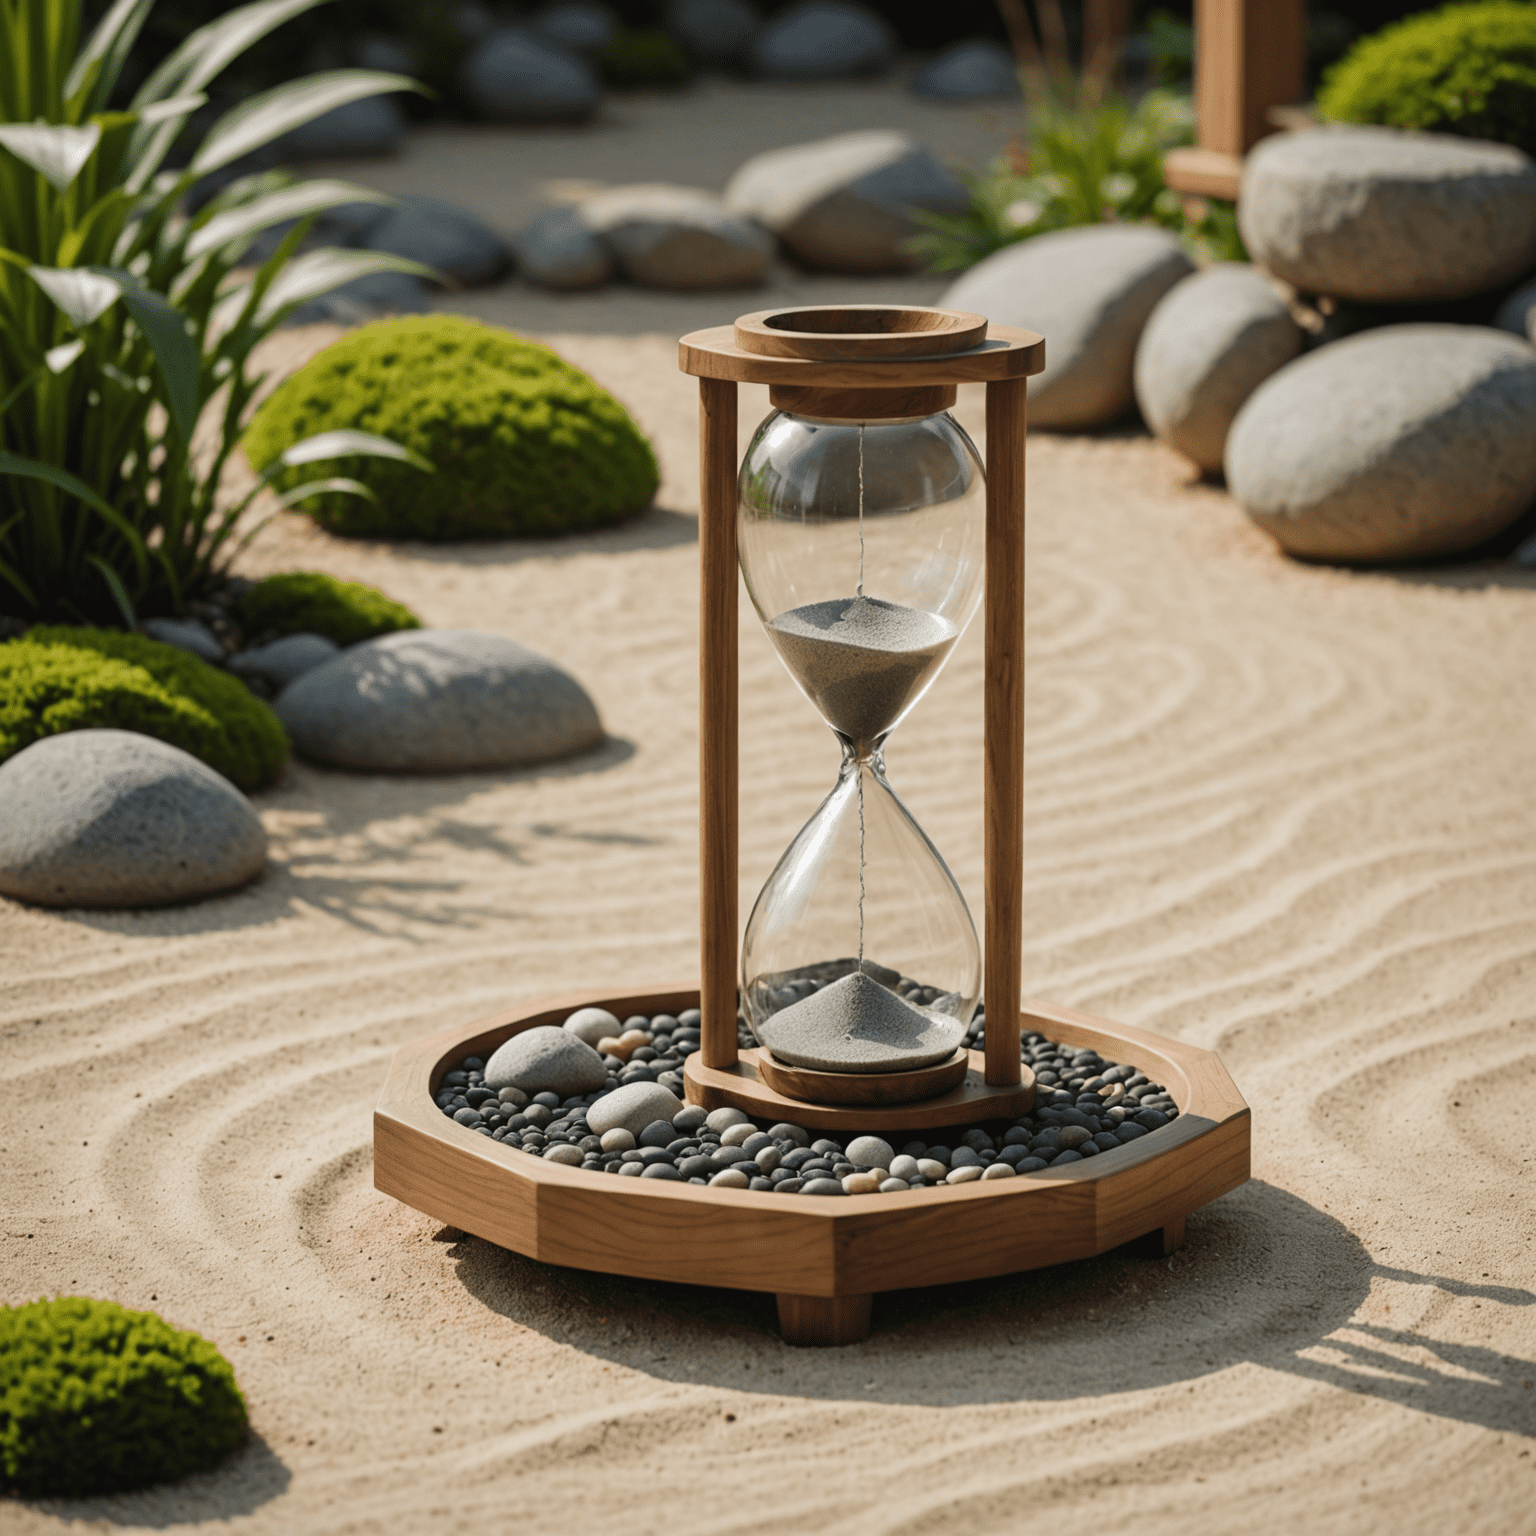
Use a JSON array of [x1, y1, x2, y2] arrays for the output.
[[1158, 1215, 1186, 1257], [776, 1292, 872, 1347]]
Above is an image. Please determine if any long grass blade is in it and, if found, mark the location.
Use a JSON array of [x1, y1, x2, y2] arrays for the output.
[[275, 427, 433, 473], [86, 554, 139, 629], [191, 71, 422, 179], [131, 0, 334, 106], [185, 180, 394, 260], [0, 123, 101, 193], [269, 474, 380, 511], [100, 272, 201, 443], [27, 265, 121, 326], [67, 0, 159, 112], [253, 248, 437, 326]]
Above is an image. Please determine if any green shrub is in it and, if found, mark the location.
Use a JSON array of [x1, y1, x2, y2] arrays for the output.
[[0, 1296, 247, 1497], [239, 571, 420, 646], [1319, 3, 1536, 155], [0, 628, 288, 792], [242, 316, 660, 541], [599, 28, 693, 90]]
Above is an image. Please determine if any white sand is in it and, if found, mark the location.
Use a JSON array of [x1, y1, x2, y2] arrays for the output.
[[4, 85, 1536, 1531]]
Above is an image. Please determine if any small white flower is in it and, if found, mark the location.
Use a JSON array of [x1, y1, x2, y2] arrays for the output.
[[1004, 198, 1041, 228]]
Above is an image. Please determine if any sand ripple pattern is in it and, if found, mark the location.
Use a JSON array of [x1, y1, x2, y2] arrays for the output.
[[2, 369, 1533, 1533]]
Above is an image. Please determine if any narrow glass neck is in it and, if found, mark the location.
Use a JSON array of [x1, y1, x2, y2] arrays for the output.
[[835, 734, 888, 776]]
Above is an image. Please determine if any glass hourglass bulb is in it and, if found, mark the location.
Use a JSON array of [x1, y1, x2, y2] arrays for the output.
[[737, 405, 986, 1073]]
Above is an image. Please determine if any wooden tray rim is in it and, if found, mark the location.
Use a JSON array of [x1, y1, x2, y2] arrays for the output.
[[375, 982, 1248, 1222]]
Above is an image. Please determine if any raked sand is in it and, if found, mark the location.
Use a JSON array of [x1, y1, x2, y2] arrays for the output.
[[3, 326, 1535, 1533]]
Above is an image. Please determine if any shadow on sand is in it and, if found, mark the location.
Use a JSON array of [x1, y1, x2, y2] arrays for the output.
[[11, 1430, 291, 1528], [445, 1180, 1536, 1436]]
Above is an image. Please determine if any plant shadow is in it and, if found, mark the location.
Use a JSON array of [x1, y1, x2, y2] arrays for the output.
[[9, 1428, 290, 1528], [444, 1179, 1536, 1435], [31, 735, 643, 941]]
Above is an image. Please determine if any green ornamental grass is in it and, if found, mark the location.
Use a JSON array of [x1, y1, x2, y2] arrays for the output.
[[239, 570, 420, 645], [0, 1296, 248, 1498], [242, 315, 660, 541], [1319, 2, 1536, 155], [0, 0, 432, 627], [0, 626, 288, 790]]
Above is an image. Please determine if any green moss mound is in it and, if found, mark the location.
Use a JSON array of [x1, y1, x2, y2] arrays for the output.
[[239, 571, 420, 646], [1319, 3, 1536, 155], [241, 315, 661, 541], [0, 1297, 247, 1498], [0, 628, 288, 792], [599, 28, 692, 89]]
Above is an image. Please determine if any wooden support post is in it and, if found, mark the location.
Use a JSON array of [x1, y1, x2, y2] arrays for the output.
[[1161, 1214, 1187, 1256], [776, 1292, 872, 1347], [698, 377, 739, 1071], [1163, 0, 1305, 202], [983, 378, 1027, 1089]]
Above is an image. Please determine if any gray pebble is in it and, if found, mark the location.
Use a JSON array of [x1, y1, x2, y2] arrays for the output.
[[888, 1154, 920, 1182], [878, 1177, 910, 1193], [672, 1104, 708, 1131], [767, 1122, 809, 1146], [711, 1145, 751, 1167], [845, 1134, 896, 1171], [801, 1178, 847, 1196], [774, 1177, 806, 1193], [709, 1168, 750, 1188], [639, 1120, 676, 1147], [641, 1162, 682, 1179], [705, 1107, 749, 1132], [543, 1143, 584, 1165]]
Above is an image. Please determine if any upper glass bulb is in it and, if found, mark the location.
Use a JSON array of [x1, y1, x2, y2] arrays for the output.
[[737, 407, 986, 756]]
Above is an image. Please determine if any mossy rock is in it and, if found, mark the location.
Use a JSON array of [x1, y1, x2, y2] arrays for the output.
[[239, 571, 420, 646], [1319, 3, 1536, 156], [0, 628, 288, 793], [241, 315, 660, 541], [0, 1297, 248, 1497]]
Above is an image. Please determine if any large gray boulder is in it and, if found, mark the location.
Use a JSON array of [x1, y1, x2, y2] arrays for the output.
[[581, 184, 772, 289], [943, 224, 1194, 429], [460, 29, 602, 123], [0, 731, 266, 909], [1497, 278, 1536, 345], [665, 0, 760, 67], [484, 1026, 608, 1096], [275, 629, 604, 772], [1226, 324, 1536, 562], [362, 194, 512, 288], [1134, 263, 1304, 474], [531, 2, 618, 56], [911, 38, 1019, 100], [1238, 126, 1536, 304], [515, 206, 615, 290], [725, 130, 969, 274], [749, 0, 894, 81]]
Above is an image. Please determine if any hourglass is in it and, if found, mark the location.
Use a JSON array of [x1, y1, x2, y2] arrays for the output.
[[680, 306, 1046, 1121]]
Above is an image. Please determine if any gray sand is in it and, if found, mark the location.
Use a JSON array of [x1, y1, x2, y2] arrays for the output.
[[766, 596, 957, 751], [755, 969, 966, 1073]]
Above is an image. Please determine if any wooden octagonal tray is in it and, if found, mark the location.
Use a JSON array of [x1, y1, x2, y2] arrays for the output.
[[374, 985, 1250, 1346]]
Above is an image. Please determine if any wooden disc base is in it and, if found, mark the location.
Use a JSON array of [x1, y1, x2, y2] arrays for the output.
[[685, 1046, 1034, 1132], [755, 1047, 970, 1106]]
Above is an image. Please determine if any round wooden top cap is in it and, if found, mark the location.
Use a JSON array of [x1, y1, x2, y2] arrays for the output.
[[734, 304, 989, 361]]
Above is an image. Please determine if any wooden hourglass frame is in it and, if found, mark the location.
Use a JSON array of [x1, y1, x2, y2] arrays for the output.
[[678, 305, 1046, 1129], [372, 305, 1250, 1349]]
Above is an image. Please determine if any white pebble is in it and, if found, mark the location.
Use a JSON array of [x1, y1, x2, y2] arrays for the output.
[[600, 1128, 636, 1152], [916, 1158, 949, 1182], [845, 1135, 895, 1172], [709, 1167, 750, 1187], [720, 1122, 756, 1146], [888, 1154, 920, 1182], [705, 1106, 749, 1132], [842, 1170, 882, 1194], [755, 1146, 781, 1172], [980, 1161, 1016, 1179], [497, 1086, 528, 1106], [878, 1177, 910, 1193], [946, 1165, 984, 1184], [563, 1006, 620, 1047], [543, 1144, 584, 1165]]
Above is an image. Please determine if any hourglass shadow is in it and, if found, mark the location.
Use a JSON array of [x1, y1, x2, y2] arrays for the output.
[[445, 1179, 1533, 1430]]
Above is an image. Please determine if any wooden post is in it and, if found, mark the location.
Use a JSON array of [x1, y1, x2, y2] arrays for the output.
[[776, 1292, 872, 1347], [983, 378, 1027, 1089], [1163, 0, 1305, 202], [698, 378, 739, 1071], [1082, 0, 1130, 85]]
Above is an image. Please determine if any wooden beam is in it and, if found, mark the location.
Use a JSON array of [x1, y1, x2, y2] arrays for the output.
[[698, 377, 739, 1070]]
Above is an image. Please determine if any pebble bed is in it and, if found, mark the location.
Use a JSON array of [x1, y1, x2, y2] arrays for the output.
[[434, 1004, 1181, 1195]]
